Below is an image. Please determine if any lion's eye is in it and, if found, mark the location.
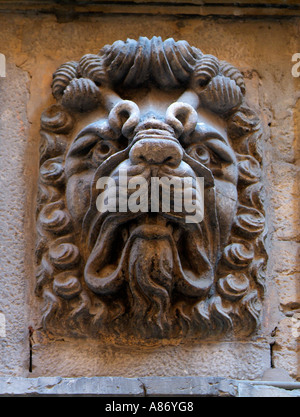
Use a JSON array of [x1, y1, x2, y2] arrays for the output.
[[186, 137, 235, 166], [195, 146, 210, 164], [96, 142, 111, 156], [92, 141, 119, 164], [186, 144, 210, 165]]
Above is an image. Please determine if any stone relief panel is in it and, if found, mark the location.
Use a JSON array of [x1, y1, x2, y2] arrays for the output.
[[35, 37, 267, 343]]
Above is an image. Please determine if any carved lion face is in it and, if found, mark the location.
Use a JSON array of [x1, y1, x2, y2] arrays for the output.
[[36, 37, 266, 342]]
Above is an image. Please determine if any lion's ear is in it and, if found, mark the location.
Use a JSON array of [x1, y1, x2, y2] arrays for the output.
[[165, 102, 198, 140]]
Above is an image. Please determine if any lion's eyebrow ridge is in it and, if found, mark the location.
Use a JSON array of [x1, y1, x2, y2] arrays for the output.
[[74, 120, 111, 142]]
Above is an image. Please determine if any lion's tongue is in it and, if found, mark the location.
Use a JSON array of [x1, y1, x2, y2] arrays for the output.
[[84, 221, 125, 295], [84, 216, 214, 299]]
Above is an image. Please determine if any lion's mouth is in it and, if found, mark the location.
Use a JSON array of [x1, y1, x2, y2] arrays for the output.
[[84, 211, 214, 301]]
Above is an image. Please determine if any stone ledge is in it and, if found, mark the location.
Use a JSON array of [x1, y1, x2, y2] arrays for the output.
[[0, 1, 299, 17], [0, 376, 300, 397]]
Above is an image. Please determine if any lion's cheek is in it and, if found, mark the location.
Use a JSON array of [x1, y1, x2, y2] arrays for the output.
[[66, 173, 92, 226], [215, 180, 238, 249]]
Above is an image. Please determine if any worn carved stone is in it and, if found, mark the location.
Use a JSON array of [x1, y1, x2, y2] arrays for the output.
[[36, 37, 267, 343]]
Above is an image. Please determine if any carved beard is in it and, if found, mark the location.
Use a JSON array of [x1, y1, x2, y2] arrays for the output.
[[125, 223, 174, 336], [82, 150, 219, 337]]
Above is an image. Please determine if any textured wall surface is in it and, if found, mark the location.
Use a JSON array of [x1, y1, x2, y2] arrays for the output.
[[0, 61, 30, 375], [0, 11, 299, 380]]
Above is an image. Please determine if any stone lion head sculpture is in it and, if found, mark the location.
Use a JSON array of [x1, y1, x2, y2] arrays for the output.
[[36, 37, 267, 343]]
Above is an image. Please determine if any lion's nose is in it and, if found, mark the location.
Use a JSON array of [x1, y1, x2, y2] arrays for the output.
[[129, 139, 183, 168]]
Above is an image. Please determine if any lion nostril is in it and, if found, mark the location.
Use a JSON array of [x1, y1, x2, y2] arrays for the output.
[[164, 156, 173, 164], [162, 155, 179, 168], [129, 139, 183, 168]]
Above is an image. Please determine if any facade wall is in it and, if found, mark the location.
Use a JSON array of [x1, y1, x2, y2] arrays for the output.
[[0, 8, 299, 380]]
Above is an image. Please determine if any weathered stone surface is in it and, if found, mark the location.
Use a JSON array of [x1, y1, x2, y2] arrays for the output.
[[272, 317, 300, 381], [238, 383, 300, 398], [0, 62, 30, 376], [270, 241, 300, 276], [140, 376, 238, 397], [34, 37, 266, 342], [30, 339, 270, 380], [0, 11, 298, 380], [0, 376, 144, 396], [268, 162, 300, 241], [262, 367, 295, 382], [0, 376, 300, 397], [0, 1, 299, 17], [274, 274, 300, 310], [268, 241, 300, 309]]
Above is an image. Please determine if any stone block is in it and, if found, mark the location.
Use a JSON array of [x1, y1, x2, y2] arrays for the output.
[[1, 376, 300, 397], [140, 376, 237, 397], [269, 241, 300, 276], [30, 338, 270, 381], [274, 274, 300, 310], [0, 61, 30, 376], [0, 376, 144, 396], [238, 383, 300, 398], [268, 163, 300, 241], [272, 317, 300, 380]]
